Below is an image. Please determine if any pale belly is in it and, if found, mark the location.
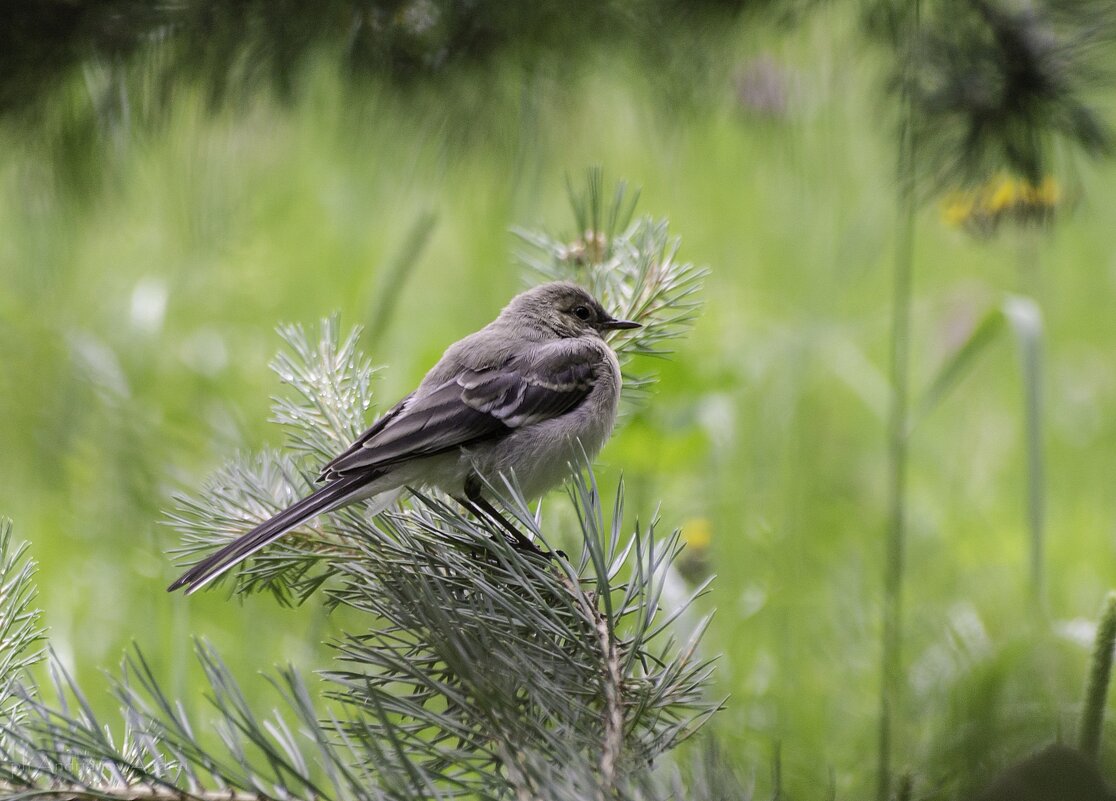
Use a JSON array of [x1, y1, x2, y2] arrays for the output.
[[461, 398, 617, 500]]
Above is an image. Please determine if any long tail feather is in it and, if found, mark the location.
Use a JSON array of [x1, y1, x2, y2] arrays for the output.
[[167, 475, 368, 595]]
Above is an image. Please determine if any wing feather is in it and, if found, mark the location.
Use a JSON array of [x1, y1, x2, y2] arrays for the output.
[[323, 341, 599, 477], [316, 392, 415, 481]]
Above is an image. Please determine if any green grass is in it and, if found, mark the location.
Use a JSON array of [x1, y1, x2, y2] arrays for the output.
[[2, 8, 1116, 798]]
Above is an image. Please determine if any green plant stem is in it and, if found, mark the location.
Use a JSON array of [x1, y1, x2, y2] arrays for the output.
[[1017, 231, 1045, 608], [877, 173, 915, 801], [878, 8, 919, 796], [363, 209, 438, 344], [1080, 592, 1116, 762], [1022, 325, 1045, 607]]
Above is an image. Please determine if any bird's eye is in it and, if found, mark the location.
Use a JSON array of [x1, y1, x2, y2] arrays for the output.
[[572, 305, 592, 321]]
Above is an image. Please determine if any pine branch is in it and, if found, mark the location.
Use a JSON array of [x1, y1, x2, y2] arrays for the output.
[[3, 448, 716, 801], [0, 784, 269, 801], [514, 169, 707, 411], [0, 519, 45, 721], [0, 178, 718, 800], [269, 318, 379, 464]]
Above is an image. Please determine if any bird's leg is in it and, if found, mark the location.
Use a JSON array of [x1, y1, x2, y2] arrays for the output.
[[458, 476, 546, 556]]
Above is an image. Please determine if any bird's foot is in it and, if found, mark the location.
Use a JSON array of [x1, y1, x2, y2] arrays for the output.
[[507, 536, 566, 562]]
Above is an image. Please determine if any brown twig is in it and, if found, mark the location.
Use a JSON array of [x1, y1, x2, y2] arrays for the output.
[[559, 573, 624, 801], [593, 604, 624, 801]]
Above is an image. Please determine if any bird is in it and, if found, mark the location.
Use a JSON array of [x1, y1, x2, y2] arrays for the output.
[[168, 281, 640, 595]]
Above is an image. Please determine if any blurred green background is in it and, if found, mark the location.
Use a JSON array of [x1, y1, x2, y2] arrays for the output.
[[2, 1, 1116, 797]]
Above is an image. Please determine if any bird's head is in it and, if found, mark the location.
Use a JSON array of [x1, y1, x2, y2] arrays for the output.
[[501, 282, 641, 339]]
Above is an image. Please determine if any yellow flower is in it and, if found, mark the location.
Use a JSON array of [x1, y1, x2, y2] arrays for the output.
[[940, 174, 1061, 235], [1034, 176, 1060, 206], [987, 176, 1019, 213], [942, 194, 975, 226], [681, 517, 712, 551]]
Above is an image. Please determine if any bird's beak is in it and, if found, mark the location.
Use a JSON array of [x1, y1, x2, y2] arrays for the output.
[[601, 317, 642, 331]]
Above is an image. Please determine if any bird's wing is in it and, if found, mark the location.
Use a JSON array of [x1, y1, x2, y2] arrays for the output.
[[316, 392, 415, 481], [323, 340, 599, 477]]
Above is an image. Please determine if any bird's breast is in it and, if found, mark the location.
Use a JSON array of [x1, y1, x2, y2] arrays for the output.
[[465, 347, 622, 500]]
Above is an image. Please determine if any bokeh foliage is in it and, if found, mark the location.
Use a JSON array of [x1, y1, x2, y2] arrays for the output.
[[2, 1, 1116, 798], [2, 0, 752, 111]]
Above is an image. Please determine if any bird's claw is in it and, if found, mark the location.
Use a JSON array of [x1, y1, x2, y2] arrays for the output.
[[508, 537, 567, 561]]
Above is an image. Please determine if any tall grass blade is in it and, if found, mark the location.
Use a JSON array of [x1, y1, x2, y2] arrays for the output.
[[1079, 591, 1116, 762], [911, 294, 1045, 604], [365, 210, 439, 343], [1002, 296, 1045, 606], [912, 306, 1006, 427]]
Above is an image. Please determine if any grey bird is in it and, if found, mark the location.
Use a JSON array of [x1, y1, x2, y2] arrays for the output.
[[168, 281, 639, 594]]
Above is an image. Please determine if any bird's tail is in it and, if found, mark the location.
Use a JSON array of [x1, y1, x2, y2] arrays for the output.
[[167, 475, 371, 595]]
